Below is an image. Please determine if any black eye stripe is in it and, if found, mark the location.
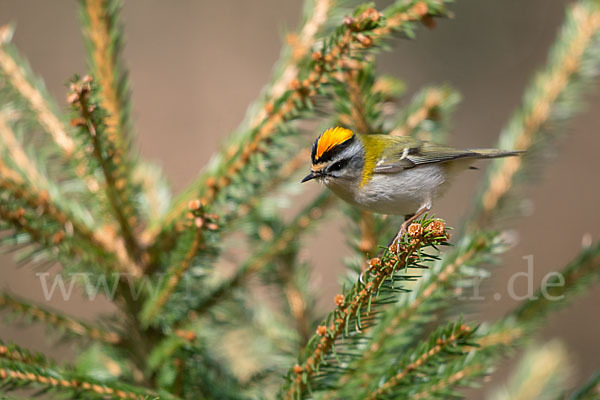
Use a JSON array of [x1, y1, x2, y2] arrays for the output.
[[328, 159, 349, 172]]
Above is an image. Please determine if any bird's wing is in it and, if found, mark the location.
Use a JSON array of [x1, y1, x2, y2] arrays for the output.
[[373, 137, 478, 174]]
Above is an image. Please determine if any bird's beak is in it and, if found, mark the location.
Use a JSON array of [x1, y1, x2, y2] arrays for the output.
[[301, 171, 318, 183]]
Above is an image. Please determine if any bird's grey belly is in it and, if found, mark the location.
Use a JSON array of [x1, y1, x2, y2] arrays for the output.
[[327, 164, 449, 215]]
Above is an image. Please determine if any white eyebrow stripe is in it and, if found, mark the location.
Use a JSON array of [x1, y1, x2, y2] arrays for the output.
[[400, 147, 409, 160]]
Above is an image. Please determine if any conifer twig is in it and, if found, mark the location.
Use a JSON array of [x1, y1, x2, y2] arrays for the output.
[[79, 0, 143, 260], [0, 160, 131, 274], [514, 238, 600, 324], [489, 341, 569, 400], [0, 112, 45, 186], [412, 364, 485, 400], [140, 202, 208, 325], [402, 323, 523, 399], [470, 0, 600, 228], [0, 203, 68, 255], [390, 86, 458, 138], [357, 236, 488, 365], [0, 294, 121, 345], [0, 360, 167, 400], [285, 219, 449, 399], [0, 26, 101, 196], [0, 28, 74, 154], [262, 0, 332, 101], [140, 0, 333, 244], [570, 371, 600, 400], [149, 0, 448, 244], [69, 78, 142, 271], [366, 323, 473, 399], [80, 0, 133, 156], [0, 340, 50, 367], [188, 191, 333, 318]]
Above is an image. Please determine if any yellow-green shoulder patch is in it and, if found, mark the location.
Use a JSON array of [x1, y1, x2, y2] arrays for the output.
[[315, 127, 354, 161], [359, 134, 386, 187]]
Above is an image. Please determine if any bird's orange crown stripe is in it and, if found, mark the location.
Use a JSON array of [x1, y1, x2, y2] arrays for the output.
[[315, 127, 354, 161]]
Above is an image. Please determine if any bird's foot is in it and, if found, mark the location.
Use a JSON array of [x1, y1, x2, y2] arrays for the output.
[[390, 221, 409, 250]]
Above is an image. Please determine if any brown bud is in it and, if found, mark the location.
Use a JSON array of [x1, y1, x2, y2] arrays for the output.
[[290, 79, 301, 90], [407, 223, 424, 238], [66, 92, 80, 105], [369, 257, 380, 267], [413, 2, 429, 17], [355, 33, 373, 48], [52, 231, 65, 244], [316, 325, 327, 336], [293, 364, 303, 374], [312, 51, 322, 61], [175, 329, 196, 341], [206, 177, 217, 188], [82, 75, 93, 84], [39, 190, 49, 203], [188, 199, 202, 211], [343, 16, 355, 27], [427, 219, 446, 237], [265, 102, 274, 114], [359, 8, 381, 23], [334, 294, 345, 307]]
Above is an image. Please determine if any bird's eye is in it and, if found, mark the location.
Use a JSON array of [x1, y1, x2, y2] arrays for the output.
[[329, 159, 347, 172]]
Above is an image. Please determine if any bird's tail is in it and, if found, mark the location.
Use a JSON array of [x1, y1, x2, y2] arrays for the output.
[[470, 149, 525, 159]]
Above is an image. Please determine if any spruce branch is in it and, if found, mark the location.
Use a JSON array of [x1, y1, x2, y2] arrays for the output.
[[402, 233, 600, 399], [489, 341, 569, 400], [390, 85, 460, 142], [283, 218, 450, 399], [0, 340, 51, 368], [261, 0, 333, 102], [0, 294, 121, 345], [140, 202, 211, 326], [79, 0, 134, 158], [79, 0, 143, 250], [0, 201, 74, 260], [411, 364, 486, 400], [0, 358, 172, 400], [0, 159, 138, 276], [0, 112, 45, 186], [570, 371, 600, 400], [514, 238, 600, 324], [187, 191, 333, 319], [0, 26, 74, 155], [354, 234, 494, 369], [0, 25, 102, 194], [1, 104, 136, 276], [148, 0, 451, 248], [468, 0, 600, 229], [140, 0, 336, 245], [68, 77, 143, 273], [339, 67, 374, 134], [405, 322, 523, 399], [149, 8, 380, 241], [366, 322, 474, 400]]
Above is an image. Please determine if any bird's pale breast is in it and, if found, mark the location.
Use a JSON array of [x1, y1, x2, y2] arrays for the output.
[[326, 164, 450, 215]]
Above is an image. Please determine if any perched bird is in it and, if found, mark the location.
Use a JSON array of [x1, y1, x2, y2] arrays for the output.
[[301, 127, 522, 242]]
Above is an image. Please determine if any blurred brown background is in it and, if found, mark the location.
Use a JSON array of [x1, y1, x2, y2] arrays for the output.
[[1, 0, 599, 397]]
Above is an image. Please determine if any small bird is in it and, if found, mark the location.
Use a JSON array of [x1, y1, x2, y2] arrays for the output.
[[301, 127, 522, 243]]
